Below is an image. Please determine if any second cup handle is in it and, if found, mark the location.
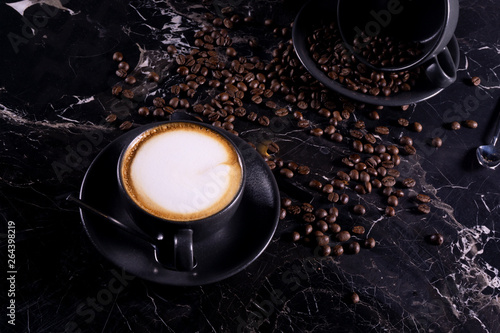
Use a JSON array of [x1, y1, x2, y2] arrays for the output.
[[424, 46, 457, 88], [173, 229, 195, 271]]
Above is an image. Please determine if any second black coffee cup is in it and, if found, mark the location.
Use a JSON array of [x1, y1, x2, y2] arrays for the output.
[[337, 0, 459, 87]]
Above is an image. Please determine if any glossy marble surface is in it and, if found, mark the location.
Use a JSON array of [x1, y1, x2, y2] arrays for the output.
[[1, 0, 499, 332]]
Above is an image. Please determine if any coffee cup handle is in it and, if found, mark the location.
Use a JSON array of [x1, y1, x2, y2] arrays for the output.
[[424, 46, 457, 88], [173, 229, 195, 271]]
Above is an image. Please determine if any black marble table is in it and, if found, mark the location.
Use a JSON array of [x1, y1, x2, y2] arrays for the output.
[[1, 0, 499, 332]]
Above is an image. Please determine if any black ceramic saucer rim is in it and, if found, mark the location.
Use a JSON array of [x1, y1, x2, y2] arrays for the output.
[[292, 0, 460, 106], [79, 122, 280, 286]]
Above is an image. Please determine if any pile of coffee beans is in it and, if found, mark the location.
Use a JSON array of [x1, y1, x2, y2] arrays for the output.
[[106, 4, 448, 256], [307, 19, 421, 96], [351, 32, 423, 68]]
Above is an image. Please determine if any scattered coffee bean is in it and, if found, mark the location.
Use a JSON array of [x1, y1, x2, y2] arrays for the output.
[[119, 121, 133, 131], [112, 51, 123, 62], [431, 137, 443, 147], [349, 292, 360, 304], [398, 118, 410, 127], [280, 168, 294, 178], [471, 76, 481, 86], [352, 226, 365, 235], [332, 244, 344, 256], [122, 89, 134, 99], [309, 179, 323, 190], [105, 113, 117, 123], [292, 231, 300, 242], [402, 178, 416, 188], [287, 205, 301, 215], [464, 120, 478, 129], [364, 237, 376, 249], [417, 204, 431, 214], [336, 230, 351, 242], [387, 195, 399, 207], [302, 213, 316, 223], [297, 165, 310, 175], [353, 204, 366, 215], [416, 193, 431, 203], [385, 206, 396, 216], [412, 122, 423, 132], [348, 242, 361, 255], [450, 121, 461, 130], [428, 233, 444, 245], [321, 245, 331, 256]]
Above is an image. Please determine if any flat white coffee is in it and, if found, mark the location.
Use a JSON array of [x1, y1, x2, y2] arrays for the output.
[[121, 123, 242, 221]]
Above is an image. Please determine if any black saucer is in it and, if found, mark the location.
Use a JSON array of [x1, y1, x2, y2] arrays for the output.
[[292, 0, 460, 106], [79, 122, 280, 286]]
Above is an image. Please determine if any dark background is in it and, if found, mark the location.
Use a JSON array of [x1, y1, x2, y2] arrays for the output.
[[1, 0, 499, 332]]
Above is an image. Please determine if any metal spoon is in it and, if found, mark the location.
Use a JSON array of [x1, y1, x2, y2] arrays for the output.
[[476, 105, 500, 169], [66, 194, 155, 243]]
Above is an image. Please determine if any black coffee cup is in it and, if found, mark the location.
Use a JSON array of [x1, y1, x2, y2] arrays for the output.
[[337, 0, 459, 87], [117, 121, 246, 271]]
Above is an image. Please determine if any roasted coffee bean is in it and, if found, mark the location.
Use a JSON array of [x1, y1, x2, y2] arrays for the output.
[[385, 206, 396, 216], [398, 118, 410, 127], [331, 132, 343, 142], [354, 184, 366, 195], [464, 120, 478, 129], [131, 74, 149, 92], [302, 213, 316, 223], [364, 237, 376, 249], [374, 126, 389, 135], [321, 245, 331, 256], [327, 192, 340, 203], [281, 197, 292, 208], [309, 179, 323, 190], [348, 242, 361, 254], [153, 108, 165, 117], [280, 168, 294, 178], [350, 129, 364, 139], [119, 121, 133, 131], [339, 193, 349, 205], [105, 113, 117, 123], [349, 169, 359, 181], [372, 179, 382, 189], [111, 85, 122, 96], [400, 136, 413, 146], [428, 233, 444, 245], [450, 121, 461, 130], [247, 112, 257, 122], [166, 44, 177, 54], [138, 106, 149, 116], [275, 108, 289, 117], [297, 165, 311, 175], [471, 76, 481, 86], [112, 51, 123, 62], [382, 186, 393, 197], [297, 119, 310, 128], [316, 220, 329, 233], [352, 140, 363, 152], [287, 162, 298, 171], [402, 178, 416, 188], [122, 89, 134, 99], [116, 69, 127, 78], [332, 179, 345, 190], [416, 193, 431, 203], [291, 231, 300, 242], [417, 204, 431, 214], [369, 111, 380, 120], [412, 122, 423, 132], [375, 145, 386, 154], [310, 128, 324, 136], [403, 144, 417, 155], [353, 204, 366, 215], [145, 70, 159, 82], [349, 292, 360, 304], [431, 137, 443, 147], [381, 176, 396, 187], [304, 224, 313, 235], [315, 208, 328, 219], [336, 230, 351, 242], [301, 203, 314, 213], [352, 226, 365, 235], [329, 223, 341, 234], [332, 244, 344, 256], [337, 171, 350, 181], [387, 195, 399, 207], [387, 169, 400, 178], [118, 61, 130, 71], [287, 205, 301, 215], [322, 184, 334, 194], [364, 133, 377, 145]]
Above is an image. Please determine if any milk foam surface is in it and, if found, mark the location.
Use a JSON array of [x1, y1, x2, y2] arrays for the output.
[[123, 125, 242, 221]]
